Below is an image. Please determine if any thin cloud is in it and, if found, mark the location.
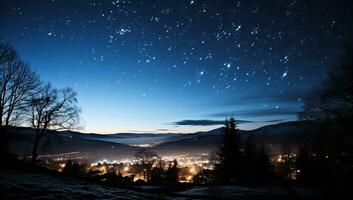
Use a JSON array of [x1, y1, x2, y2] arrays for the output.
[[207, 107, 300, 118], [155, 128, 170, 131], [263, 119, 285, 123], [216, 89, 309, 106], [172, 119, 253, 126]]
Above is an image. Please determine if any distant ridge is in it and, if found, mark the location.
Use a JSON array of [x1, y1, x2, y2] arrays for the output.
[[7, 121, 321, 158]]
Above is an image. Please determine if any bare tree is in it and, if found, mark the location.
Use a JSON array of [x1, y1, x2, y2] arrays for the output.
[[28, 84, 80, 162], [134, 148, 158, 181], [300, 45, 353, 135], [0, 42, 40, 154]]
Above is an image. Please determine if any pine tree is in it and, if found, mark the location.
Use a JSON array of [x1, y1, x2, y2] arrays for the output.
[[243, 134, 257, 182], [256, 144, 274, 182], [296, 147, 313, 183], [150, 158, 164, 184], [166, 159, 179, 184], [63, 160, 81, 178], [217, 117, 242, 183]]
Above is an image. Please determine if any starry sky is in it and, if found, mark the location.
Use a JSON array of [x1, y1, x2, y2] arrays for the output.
[[1, 0, 352, 134]]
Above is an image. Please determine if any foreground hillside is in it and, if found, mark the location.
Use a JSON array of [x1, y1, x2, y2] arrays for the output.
[[0, 170, 167, 200], [0, 169, 321, 199]]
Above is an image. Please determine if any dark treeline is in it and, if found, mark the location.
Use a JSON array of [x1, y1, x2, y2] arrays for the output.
[[296, 44, 353, 194], [211, 44, 353, 194], [214, 117, 275, 184], [57, 149, 179, 186], [134, 148, 179, 184]]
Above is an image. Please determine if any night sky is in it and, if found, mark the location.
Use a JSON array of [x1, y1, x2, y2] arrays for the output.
[[1, 0, 352, 133]]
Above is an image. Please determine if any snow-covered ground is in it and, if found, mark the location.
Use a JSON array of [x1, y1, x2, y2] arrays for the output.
[[0, 170, 168, 200], [178, 185, 321, 199], [1, 170, 321, 199]]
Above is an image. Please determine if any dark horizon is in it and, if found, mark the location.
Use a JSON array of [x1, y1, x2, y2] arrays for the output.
[[14, 119, 299, 136]]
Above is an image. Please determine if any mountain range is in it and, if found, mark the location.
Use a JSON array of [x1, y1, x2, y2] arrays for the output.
[[6, 120, 322, 161]]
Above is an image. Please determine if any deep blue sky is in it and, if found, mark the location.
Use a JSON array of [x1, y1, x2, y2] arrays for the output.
[[1, 0, 352, 133]]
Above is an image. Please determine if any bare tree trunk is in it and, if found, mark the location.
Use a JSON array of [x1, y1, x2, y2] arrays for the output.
[[143, 164, 147, 181], [0, 126, 9, 155], [31, 133, 41, 163]]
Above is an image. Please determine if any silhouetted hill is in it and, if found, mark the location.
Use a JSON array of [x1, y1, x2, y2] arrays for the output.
[[81, 132, 180, 147], [249, 121, 322, 152], [7, 127, 138, 161], [7, 121, 322, 159], [152, 121, 322, 154]]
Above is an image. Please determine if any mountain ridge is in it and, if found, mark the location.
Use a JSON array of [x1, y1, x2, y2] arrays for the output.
[[6, 120, 321, 159]]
